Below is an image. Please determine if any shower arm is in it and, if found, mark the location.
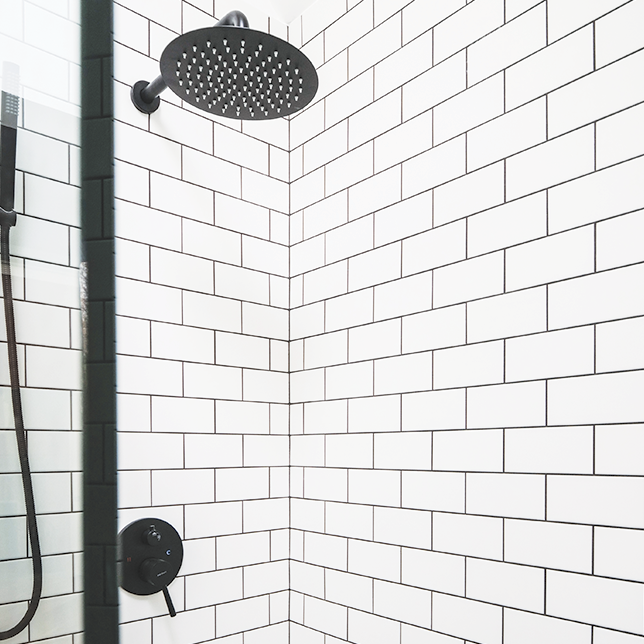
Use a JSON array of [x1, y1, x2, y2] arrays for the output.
[[131, 10, 250, 114]]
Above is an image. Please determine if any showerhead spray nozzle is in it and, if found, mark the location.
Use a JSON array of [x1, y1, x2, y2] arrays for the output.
[[131, 9, 318, 120], [1, 62, 20, 129]]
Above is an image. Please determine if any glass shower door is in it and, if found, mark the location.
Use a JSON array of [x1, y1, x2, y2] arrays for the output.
[[0, 0, 83, 640]]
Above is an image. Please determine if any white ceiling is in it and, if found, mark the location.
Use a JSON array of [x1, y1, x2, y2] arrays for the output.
[[243, 0, 319, 24]]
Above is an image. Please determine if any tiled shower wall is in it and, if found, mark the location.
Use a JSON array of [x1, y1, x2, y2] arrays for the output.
[[114, 0, 644, 643], [114, 1, 292, 642], [288, 0, 644, 643], [0, 0, 83, 642]]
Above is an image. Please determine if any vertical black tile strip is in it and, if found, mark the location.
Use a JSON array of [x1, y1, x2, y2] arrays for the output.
[[82, 0, 118, 642]]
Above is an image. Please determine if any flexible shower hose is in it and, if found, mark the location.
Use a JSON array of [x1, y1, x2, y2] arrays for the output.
[[0, 103, 43, 639]]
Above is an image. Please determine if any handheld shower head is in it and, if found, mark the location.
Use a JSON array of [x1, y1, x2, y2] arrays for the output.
[[131, 10, 318, 120]]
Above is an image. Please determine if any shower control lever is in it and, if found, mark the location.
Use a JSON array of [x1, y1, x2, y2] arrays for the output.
[[118, 518, 183, 618]]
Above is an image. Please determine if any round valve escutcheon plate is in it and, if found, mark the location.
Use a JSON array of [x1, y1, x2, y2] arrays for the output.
[[118, 518, 183, 596]]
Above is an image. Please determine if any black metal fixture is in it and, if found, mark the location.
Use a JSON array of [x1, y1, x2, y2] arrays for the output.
[[131, 10, 318, 120], [0, 62, 43, 641], [118, 518, 184, 617]]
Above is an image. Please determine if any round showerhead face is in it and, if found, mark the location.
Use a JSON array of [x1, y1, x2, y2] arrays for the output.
[[160, 26, 318, 120]]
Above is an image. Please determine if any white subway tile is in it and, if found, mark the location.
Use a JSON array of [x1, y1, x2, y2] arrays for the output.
[[434, 73, 504, 145], [215, 193, 269, 239], [304, 191, 348, 239], [214, 124, 268, 174], [349, 243, 401, 292], [374, 29, 433, 99], [349, 13, 402, 79], [549, 157, 644, 233], [469, 4, 546, 85], [596, 424, 644, 476], [548, 474, 644, 528], [117, 355, 181, 396], [595, 526, 644, 583], [150, 322, 214, 364], [216, 468, 269, 503], [468, 98, 546, 171], [349, 395, 401, 433], [304, 531, 347, 570], [374, 272, 432, 320], [304, 399, 347, 434], [433, 251, 504, 308], [325, 0, 373, 61], [118, 432, 182, 471], [506, 26, 594, 110], [349, 319, 401, 362], [374, 507, 432, 549], [349, 540, 400, 582], [242, 237, 288, 277], [375, 191, 432, 246], [468, 472, 545, 519], [215, 263, 269, 304], [467, 559, 544, 612], [326, 143, 374, 196], [506, 425, 593, 474], [434, 512, 502, 559], [216, 331, 268, 369], [183, 147, 241, 198], [304, 122, 348, 174], [434, 341, 503, 389], [152, 469, 214, 505], [184, 362, 242, 400], [432, 592, 502, 644], [291, 434, 324, 467], [305, 468, 347, 502], [327, 216, 373, 263], [434, 0, 504, 62], [115, 122, 181, 178], [326, 502, 373, 540], [304, 330, 347, 369], [550, 50, 644, 139], [435, 162, 505, 227], [327, 433, 373, 468], [433, 429, 503, 472], [291, 368, 324, 404], [512, 224, 595, 290], [374, 580, 431, 628], [185, 434, 241, 469], [375, 109, 432, 173], [597, 103, 644, 170], [548, 0, 634, 42], [403, 548, 464, 595], [349, 469, 401, 507], [151, 247, 213, 294], [116, 200, 181, 251], [402, 0, 465, 44], [244, 369, 289, 403], [403, 305, 465, 352], [507, 126, 595, 200], [467, 287, 546, 343], [403, 220, 465, 275], [403, 51, 466, 122], [304, 597, 347, 640], [216, 596, 269, 637], [301, 0, 346, 43], [506, 326, 595, 382], [402, 135, 466, 199], [549, 371, 644, 426], [374, 432, 432, 470], [403, 389, 465, 431], [597, 210, 644, 271], [348, 167, 401, 221], [183, 292, 240, 333], [349, 609, 400, 644], [326, 70, 373, 129], [505, 519, 593, 573], [504, 609, 591, 644], [468, 381, 545, 428], [291, 499, 325, 531], [374, 351, 433, 394], [596, 0, 644, 67], [547, 570, 644, 633], [216, 400, 269, 434], [403, 471, 464, 512]]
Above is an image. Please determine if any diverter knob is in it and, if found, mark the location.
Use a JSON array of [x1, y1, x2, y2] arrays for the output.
[[140, 558, 170, 588]]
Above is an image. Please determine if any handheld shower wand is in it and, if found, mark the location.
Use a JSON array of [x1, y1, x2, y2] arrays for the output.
[[0, 61, 43, 641]]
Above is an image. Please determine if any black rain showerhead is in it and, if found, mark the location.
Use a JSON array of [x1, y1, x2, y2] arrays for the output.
[[131, 10, 318, 121]]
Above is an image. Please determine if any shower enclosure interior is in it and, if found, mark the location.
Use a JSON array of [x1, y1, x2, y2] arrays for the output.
[[0, 0, 84, 641]]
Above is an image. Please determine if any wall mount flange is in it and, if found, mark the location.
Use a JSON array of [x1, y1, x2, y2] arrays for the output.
[[118, 518, 183, 617]]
